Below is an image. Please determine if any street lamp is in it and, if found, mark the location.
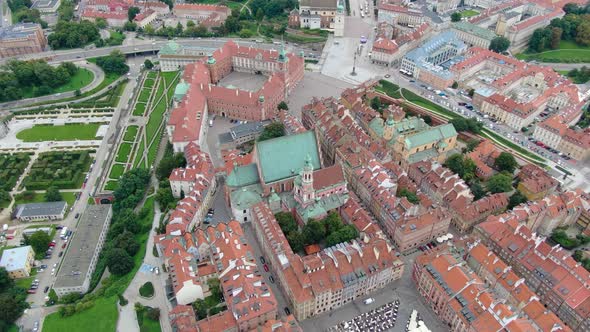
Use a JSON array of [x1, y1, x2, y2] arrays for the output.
[[351, 52, 357, 76]]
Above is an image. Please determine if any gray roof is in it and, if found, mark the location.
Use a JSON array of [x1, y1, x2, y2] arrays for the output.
[[0, 23, 41, 40], [31, 0, 59, 9], [230, 121, 269, 140], [16, 201, 67, 218], [300, 0, 338, 9], [53, 205, 112, 290]]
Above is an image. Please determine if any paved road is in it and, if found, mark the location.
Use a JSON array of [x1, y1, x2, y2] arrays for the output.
[[537, 62, 590, 70], [1, 38, 316, 65], [0, 62, 105, 110]]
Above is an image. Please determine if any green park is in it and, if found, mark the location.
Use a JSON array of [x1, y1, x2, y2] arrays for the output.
[[16, 123, 104, 142]]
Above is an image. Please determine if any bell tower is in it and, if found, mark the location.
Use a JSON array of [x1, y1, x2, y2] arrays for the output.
[[293, 154, 315, 208]]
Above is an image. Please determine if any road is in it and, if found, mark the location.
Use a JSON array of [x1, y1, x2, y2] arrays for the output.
[[1, 37, 316, 65], [0, 62, 104, 110], [15, 52, 145, 332]]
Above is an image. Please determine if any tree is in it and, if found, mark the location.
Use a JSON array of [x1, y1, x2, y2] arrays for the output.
[[489, 36, 510, 53], [256, 8, 264, 21], [494, 152, 518, 173], [106, 248, 134, 275], [193, 299, 207, 319], [451, 81, 458, 89], [470, 181, 486, 200], [287, 231, 305, 253], [0, 292, 28, 323], [276, 212, 298, 234], [147, 307, 160, 320], [322, 212, 343, 234], [25, 231, 51, 256], [576, 21, 590, 46], [112, 231, 140, 256], [44, 186, 62, 202], [277, 101, 289, 111], [47, 20, 100, 49], [326, 231, 343, 247], [95, 50, 129, 75], [450, 118, 468, 132], [508, 191, 528, 209], [468, 88, 475, 97], [258, 123, 285, 141], [487, 174, 513, 193], [302, 221, 325, 245], [95, 18, 107, 29], [144, 59, 154, 69], [123, 21, 137, 31], [451, 12, 461, 22], [74, 89, 81, 97], [370, 96, 381, 111], [397, 188, 419, 204], [0, 268, 14, 293], [156, 148, 186, 180], [445, 154, 465, 175], [465, 139, 480, 153], [224, 15, 241, 33], [155, 187, 175, 210], [550, 27, 563, 49], [0, 190, 11, 205], [128, 6, 140, 21], [207, 278, 222, 302]]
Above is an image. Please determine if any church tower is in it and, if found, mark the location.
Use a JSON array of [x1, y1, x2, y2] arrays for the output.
[[334, 0, 345, 37], [383, 115, 396, 141], [293, 154, 315, 208]]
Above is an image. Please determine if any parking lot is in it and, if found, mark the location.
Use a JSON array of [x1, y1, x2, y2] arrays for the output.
[[328, 299, 400, 332]]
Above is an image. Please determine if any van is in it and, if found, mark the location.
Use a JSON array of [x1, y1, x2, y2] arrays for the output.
[[363, 298, 375, 305], [209, 119, 213, 127]]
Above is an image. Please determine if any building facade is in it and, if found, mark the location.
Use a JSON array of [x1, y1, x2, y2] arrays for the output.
[[0, 246, 35, 279], [0, 23, 47, 58]]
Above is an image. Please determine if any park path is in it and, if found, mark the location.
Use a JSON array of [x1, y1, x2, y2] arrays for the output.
[[240, 0, 253, 14]]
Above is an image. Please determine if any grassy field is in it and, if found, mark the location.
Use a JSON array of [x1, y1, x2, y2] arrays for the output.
[[285, 32, 327, 43], [15, 191, 77, 206], [460, 9, 479, 18], [143, 79, 154, 88], [146, 128, 163, 168], [16, 123, 102, 142], [147, 71, 157, 80], [138, 89, 151, 103], [109, 164, 126, 179], [133, 103, 147, 116], [138, 309, 161, 332], [115, 143, 133, 163], [515, 40, 590, 63], [42, 296, 119, 332], [104, 180, 118, 191], [123, 126, 138, 142], [134, 138, 147, 169], [21, 68, 94, 99], [161, 71, 178, 88]]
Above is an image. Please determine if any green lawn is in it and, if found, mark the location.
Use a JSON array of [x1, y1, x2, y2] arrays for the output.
[[42, 296, 118, 332], [285, 32, 327, 43], [133, 103, 147, 116], [161, 71, 178, 89], [104, 180, 118, 191], [123, 126, 139, 142], [143, 79, 154, 88], [133, 138, 147, 169], [109, 164, 126, 179], [115, 143, 133, 163], [515, 40, 590, 63], [146, 128, 163, 168], [14, 191, 77, 206], [138, 310, 161, 332], [21, 68, 94, 99], [147, 71, 157, 80], [16, 123, 102, 142], [138, 90, 151, 103], [459, 9, 479, 18]]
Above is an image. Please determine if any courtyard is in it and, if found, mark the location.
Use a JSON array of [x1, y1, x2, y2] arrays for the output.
[[218, 71, 269, 92]]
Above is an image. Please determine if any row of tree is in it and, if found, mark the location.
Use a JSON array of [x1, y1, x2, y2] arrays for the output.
[[48, 20, 101, 50], [0, 268, 29, 329], [449, 117, 484, 134], [155, 143, 186, 211], [529, 4, 590, 52], [95, 51, 130, 75], [276, 212, 359, 252], [0, 60, 79, 102], [8, 0, 47, 27]]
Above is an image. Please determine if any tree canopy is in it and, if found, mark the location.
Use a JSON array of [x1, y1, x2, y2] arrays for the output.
[[445, 154, 476, 181], [95, 50, 130, 75], [44, 186, 62, 202], [25, 230, 51, 257], [113, 168, 150, 211], [494, 152, 518, 174], [128, 6, 140, 21], [450, 117, 483, 134], [258, 123, 285, 142], [397, 188, 420, 204], [489, 36, 510, 53], [278, 101, 289, 111], [48, 20, 100, 49], [106, 248, 134, 275], [451, 12, 461, 22], [487, 173, 513, 193], [508, 190, 528, 209]]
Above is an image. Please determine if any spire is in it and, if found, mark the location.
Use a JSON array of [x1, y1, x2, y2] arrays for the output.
[[304, 154, 313, 170], [278, 35, 288, 63]]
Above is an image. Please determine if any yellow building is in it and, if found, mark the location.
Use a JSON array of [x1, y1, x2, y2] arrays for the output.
[[0, 246, 35, 279]]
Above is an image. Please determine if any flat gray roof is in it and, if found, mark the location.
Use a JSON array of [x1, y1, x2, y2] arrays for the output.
[[53, 205, 112, 290], [16, 201, 67, 218]]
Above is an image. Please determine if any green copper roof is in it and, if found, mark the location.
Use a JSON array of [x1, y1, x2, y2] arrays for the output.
[[230, 185, 263, 209], [408, 148, 439, 164], [370, 116, 429, 143], [256, 131, 320, 183], [174, 81, 190, 101], [296, 193, 349, 222], [452, 21, 497, 41], [207, 55, 216, 64], [160, 40, 182, 55], [226, 164, 260, 187], [404, 123, 457, 149]]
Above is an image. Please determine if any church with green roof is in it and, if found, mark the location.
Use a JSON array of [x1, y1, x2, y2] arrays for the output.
[[226, 131, 349, 225], [369, 113, 459, 168]]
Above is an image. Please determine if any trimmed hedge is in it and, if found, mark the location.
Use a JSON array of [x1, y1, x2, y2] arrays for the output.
[[24, 151, 92, 190]]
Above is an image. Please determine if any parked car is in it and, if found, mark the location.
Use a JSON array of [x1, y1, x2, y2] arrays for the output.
[[263, 264, 269, 272], [75, 213, 80, 219], [44, 286, 49, 293], [269, 275, 275, 283], [260, 256, 266, 264], [284, 307, 291, 315], [155, 267, 160, 275], [58, 252, 63, 257], [27, 289, 36, 294], [62, 243, 67, 249]]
